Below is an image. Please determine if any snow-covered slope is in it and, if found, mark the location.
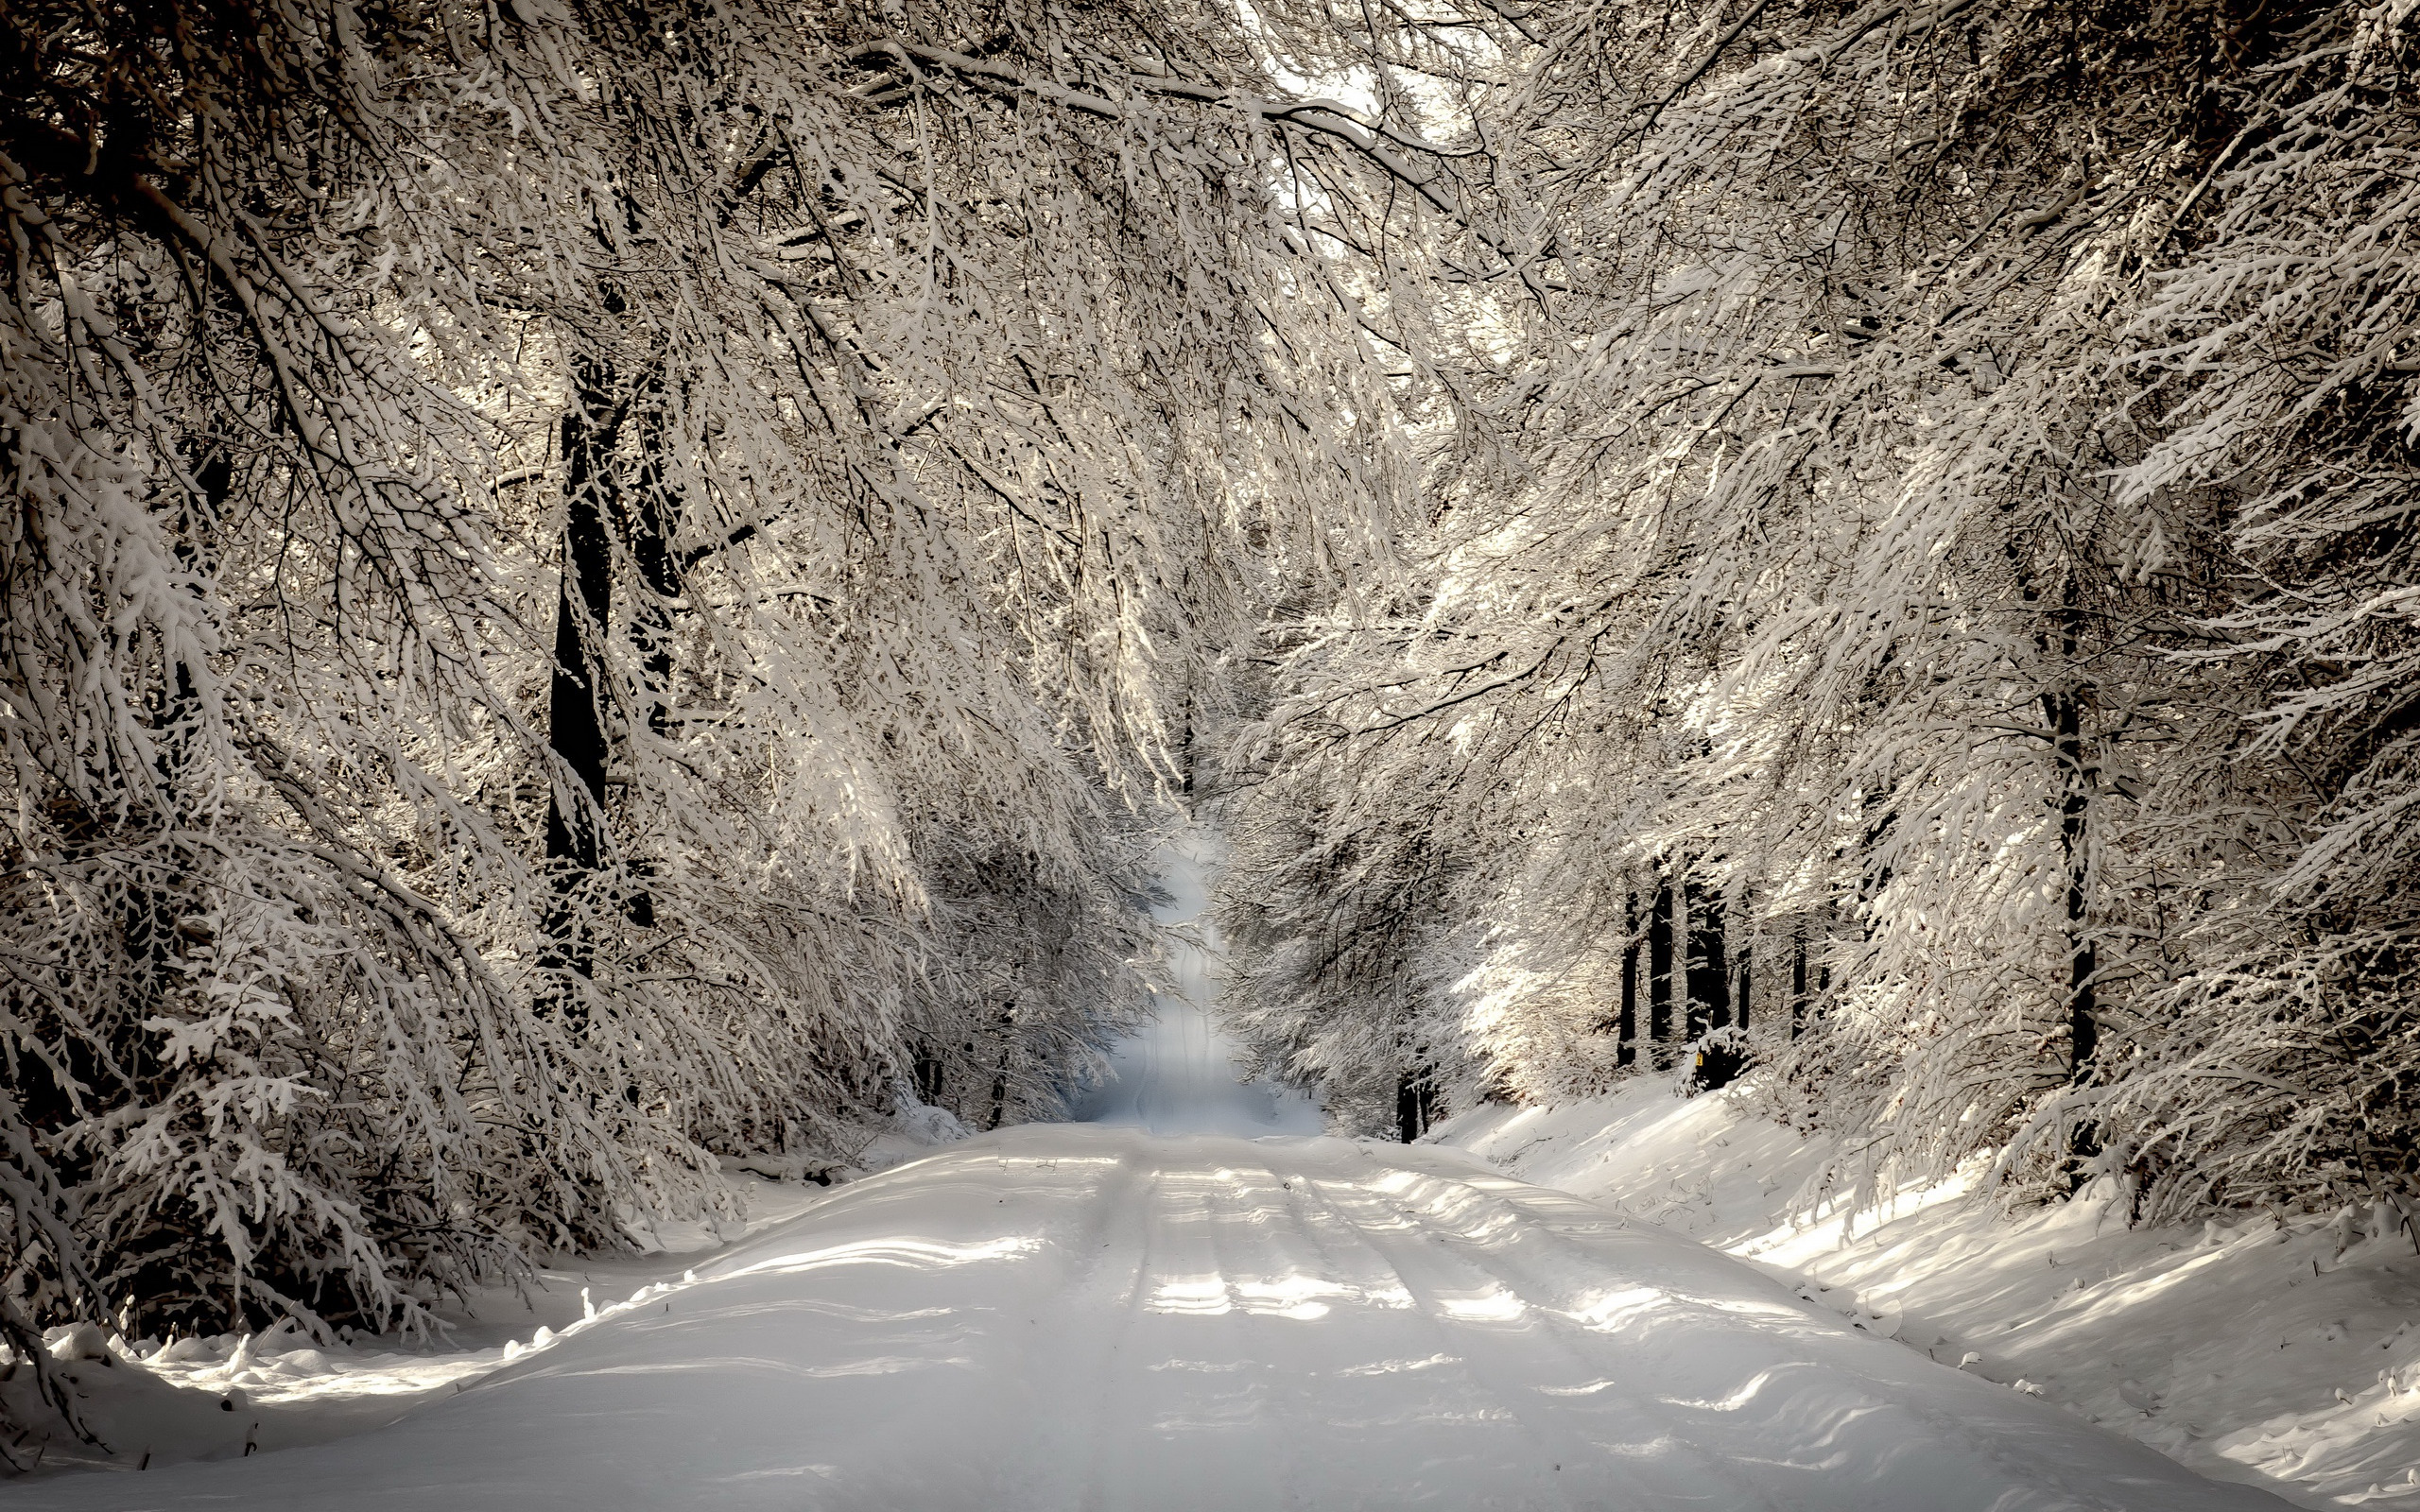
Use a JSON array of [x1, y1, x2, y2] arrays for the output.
[[1429, 1080, 2420, 1509], [13, 1124, 2290, 1511], [0, 1171, 847, 1478]]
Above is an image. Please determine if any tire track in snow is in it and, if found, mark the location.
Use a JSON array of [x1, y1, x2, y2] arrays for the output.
[[1082, 1161, 1293, 1509], [7, 1127, 2305, 1512], [1276, 1153, 1601, 1509], [1003, 1147, 1158, 1509], [1194, 1155, 1320, 1500], [1303, 1147, 1760, 1511], [1066, 1161, 1163, 1512], [1351, 1157, 2147, 1512]]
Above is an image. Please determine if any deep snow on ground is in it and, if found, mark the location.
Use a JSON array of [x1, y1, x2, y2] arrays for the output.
[[0, 844, 1239, 1483], [14, 1123, 2291, 1512], [1430, 1079, 2420, 1509], [0, 1169, 848, 1478], [0, 844, 2312, 1509]]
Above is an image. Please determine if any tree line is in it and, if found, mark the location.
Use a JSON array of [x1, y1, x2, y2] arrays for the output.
[[1219, 0, 2420, 1238], [0, 0, 1488, 1446]]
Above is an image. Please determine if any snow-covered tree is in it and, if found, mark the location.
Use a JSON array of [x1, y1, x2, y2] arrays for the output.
[[1220, 0, 2420, 1228], [0, 0, 1484, 1439], [2077, 2, 2420, 1222]]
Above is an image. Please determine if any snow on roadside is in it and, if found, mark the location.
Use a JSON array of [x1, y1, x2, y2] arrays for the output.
[[3, 1124, 961, 1481], [1427, 1077, 2420, 1511]]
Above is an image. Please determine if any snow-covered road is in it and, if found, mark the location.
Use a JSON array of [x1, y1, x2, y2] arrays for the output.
[[19, 848, 2296, 1510], [28, 1122, 2290, 1512]]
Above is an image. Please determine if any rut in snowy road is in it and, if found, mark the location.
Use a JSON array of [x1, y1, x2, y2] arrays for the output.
[[31, 1124, 2290, 1512]]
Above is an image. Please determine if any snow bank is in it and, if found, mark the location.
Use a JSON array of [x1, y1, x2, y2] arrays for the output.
[[0, 1171, 851, 1479], [1429, 1080, 2420, 1509], [6, 1125, 2291, 1511]]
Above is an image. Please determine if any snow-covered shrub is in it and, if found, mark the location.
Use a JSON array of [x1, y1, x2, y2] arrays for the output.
[[1676, 1029, 1755, 1099]]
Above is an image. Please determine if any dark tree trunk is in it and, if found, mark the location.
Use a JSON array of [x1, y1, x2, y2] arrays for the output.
[[618, 399, 683, 930], [1648, 878, 1675, 1066], [987, 1002, 1018, 1131], [2046, 689, 2097, 1079], [1617, 888, 1638, 1068], [1685, 879, 1728, 1037], [912, 1043, 946, 1105], [1791, 927, 1809, 1040], [1182, 687, 1197, 799], [542, 362, 620, 984], [2044, 586, 2100, 1190], [541, 354, 688, 959], [122, 442, 233, 1004], [2009, 549, 2100, 1096], [1396, 1068, 1440, 1143]]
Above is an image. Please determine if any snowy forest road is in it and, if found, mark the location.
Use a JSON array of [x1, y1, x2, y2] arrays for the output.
[[20, 843, 2297, 1511], [27, 1123, 2290, 1512]]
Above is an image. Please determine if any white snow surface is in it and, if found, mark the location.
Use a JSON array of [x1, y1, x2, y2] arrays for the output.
[[1429, 1079, 2420, 1509], [4, 856, 2303, 1509], [0, 1170, 848, 1480], [16, 1123, 2291, 1511]]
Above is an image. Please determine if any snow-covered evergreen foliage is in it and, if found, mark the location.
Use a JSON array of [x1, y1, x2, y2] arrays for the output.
[[0, 0, 1486, 1441], [1219, 0, 2420, 1233]]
